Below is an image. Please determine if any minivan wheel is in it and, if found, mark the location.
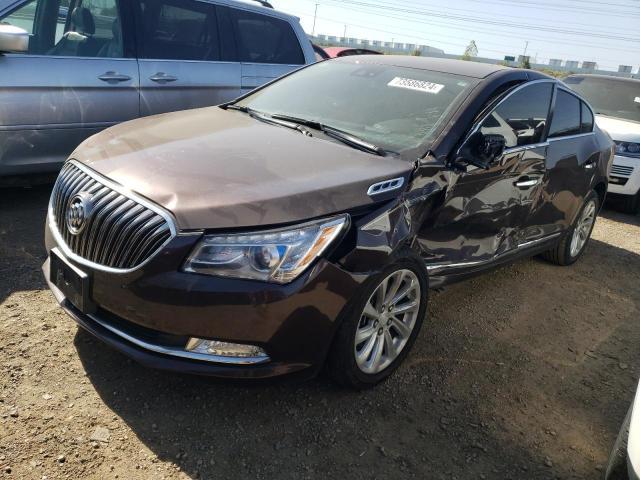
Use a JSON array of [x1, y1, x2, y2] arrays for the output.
[[542, 191, 599, 266], [326, 257, 428, 389]]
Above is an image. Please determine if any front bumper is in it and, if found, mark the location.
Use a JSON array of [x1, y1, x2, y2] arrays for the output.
[[609, 154, 640, 196], [43, 218, 361, 379]]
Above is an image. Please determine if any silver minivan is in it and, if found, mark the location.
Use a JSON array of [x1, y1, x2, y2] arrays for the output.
[[0, 0, 314, 177]]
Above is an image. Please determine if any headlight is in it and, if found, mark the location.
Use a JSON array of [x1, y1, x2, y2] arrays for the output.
[[183, 215, 349, 283], [615, 141, 640, 157]]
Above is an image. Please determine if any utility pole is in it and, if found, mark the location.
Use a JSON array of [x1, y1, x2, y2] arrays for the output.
[[312, 3, 319, 36], [523, 40, 529, 57], [343, 24, 347, 39]]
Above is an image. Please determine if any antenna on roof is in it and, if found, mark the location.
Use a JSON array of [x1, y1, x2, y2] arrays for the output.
[[249, 0, 274, 8]]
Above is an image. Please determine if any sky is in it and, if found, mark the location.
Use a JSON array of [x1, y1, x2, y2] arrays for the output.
[[270, 0, 640, 72]]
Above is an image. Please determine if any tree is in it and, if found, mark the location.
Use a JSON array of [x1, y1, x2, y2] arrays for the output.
[[520, 56, 531, 69], [461, 40, 478, 61], [412, 49, 422, 56]]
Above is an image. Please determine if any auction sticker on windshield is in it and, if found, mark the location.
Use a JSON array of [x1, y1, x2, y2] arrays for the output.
[[388, 77, 445, 94]]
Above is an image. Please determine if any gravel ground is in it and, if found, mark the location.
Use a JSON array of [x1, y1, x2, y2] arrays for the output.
[[1, 185, 639, 480]]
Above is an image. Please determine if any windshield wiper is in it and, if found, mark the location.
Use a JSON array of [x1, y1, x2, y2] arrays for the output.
[[226, 106, 312, 135], [270, 114, 386, 156]]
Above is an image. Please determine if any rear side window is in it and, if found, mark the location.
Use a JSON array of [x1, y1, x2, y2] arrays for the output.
[[137, 0, 219, 61], [549, 89, 581, 138], [230, 9, 304, 65], [581, 101, 594, 133], [479, 82, 553, 148]]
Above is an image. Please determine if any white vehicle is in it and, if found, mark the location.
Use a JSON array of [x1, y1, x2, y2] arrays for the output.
[[605, 380, 640, 480], [565, 75, 640, 214]]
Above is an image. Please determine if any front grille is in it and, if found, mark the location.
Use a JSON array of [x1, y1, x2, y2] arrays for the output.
[[50, 161, 174, 270], [611, 164, 634, 177]]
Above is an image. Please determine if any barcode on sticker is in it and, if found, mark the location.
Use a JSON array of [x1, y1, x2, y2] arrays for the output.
[[388, 77, 445, 94]]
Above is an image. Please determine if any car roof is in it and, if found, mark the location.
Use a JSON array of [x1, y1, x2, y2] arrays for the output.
[[323, 47, 382, 58], [217, 0, 300, 22], [333, 55, 512, 79], [566, 74, 640, 84]]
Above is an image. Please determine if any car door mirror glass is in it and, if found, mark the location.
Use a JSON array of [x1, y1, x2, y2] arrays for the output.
[[0, 24, 29, 53], [457, 131, 506, 169]]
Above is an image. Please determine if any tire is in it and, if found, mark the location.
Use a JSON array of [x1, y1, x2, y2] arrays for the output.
[[326, 254, 428, 389], [619, 192, 640, 215], [605, 404, 632, 480], [542, 190, 599, 266]]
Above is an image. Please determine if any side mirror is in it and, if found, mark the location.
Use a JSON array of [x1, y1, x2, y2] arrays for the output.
[[456, 131, 506, 169], [0, 24, 29, 54]]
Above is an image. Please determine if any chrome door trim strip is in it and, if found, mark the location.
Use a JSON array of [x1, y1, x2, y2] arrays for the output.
[[426, 232, 562, 274], [548, 132, 595, 142]]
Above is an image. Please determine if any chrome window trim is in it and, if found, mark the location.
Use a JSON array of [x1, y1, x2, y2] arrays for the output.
[[426, 232, 561, 274], [503, 141, 550, 155], [48, 160, 184, 275], [86, 313, 271, 365], [457, 78, 557, 157], [547, 132, 595, 142]]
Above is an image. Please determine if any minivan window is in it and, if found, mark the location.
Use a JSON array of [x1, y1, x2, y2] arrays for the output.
[[565, 76, 640, 123], [137, 0, 219, 61], [230, 8, 304, 65], [581, 101, 594, 133], [549, 89, 582, 138], [1, 0, 123, 57], [479, 82, 553, 148], [237, 61, 476, 152]]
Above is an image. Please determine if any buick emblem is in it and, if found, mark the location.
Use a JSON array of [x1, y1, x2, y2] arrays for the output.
[[66, 192, 94, 235]]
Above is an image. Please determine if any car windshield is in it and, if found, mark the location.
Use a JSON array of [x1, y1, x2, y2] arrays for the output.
[[236, 61, 477, 153], [565, 76, 640, 124]]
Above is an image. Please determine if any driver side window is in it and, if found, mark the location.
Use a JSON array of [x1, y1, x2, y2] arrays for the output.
[[0, 0, 123, 58], [479, 82, 553, 149]]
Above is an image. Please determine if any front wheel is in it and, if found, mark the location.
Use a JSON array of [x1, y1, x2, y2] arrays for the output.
[[542, 191, 599, 266], [326, 258, 428, 389]]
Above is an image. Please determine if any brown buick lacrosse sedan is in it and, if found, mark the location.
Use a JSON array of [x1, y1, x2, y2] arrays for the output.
[[44, 56, 612, 388]]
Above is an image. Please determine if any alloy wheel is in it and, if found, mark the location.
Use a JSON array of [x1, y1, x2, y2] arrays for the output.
[[570, 199, 597, 258], [354, 269, 421, 374]]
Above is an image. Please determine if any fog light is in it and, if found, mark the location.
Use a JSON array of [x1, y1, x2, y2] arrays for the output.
[[185, 338, 268, 359]]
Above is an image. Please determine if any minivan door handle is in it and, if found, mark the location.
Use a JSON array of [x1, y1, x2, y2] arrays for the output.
[[98, 72, 132, 83], [149, 72, 178, 83], [514, 176, 540, 188]]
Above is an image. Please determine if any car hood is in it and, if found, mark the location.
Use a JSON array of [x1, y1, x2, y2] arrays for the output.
[[72, 107, 413, 230], [595, 114, 640, 142]]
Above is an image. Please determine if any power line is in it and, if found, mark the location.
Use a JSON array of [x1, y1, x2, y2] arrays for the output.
[[313, 1, 640, 59], [320, 0, 640, 42], [304, 12, 629, 69]]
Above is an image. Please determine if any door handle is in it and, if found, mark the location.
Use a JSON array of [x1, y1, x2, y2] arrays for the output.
[[514, 177, 540, 188], [98, 72, 132, 83], [149, 72, 178, 83]]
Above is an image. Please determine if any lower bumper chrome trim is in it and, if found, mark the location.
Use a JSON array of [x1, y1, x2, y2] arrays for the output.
[[86, 313, 271, 365]]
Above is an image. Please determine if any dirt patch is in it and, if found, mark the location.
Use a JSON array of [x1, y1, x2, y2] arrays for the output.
[[1, 185, 639, 479]]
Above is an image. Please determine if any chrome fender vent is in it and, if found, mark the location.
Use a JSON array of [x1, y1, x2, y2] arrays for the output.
[[367, 177, 405, 196]]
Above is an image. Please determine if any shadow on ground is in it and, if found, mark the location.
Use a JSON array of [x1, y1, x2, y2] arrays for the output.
[[73, 236, 640, 479]]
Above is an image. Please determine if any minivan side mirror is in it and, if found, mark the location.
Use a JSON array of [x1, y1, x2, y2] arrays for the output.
[[456, 131, 506, 170], [0, 24, 29, 54]]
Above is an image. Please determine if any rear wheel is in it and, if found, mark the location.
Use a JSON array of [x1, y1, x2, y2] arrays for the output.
[[542, 191, 599, 266], [326, 257, 428, 389]]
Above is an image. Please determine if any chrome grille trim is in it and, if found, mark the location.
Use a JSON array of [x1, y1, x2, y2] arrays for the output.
[[48, 160, 177, 274], [611, 164, 634, 177]]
